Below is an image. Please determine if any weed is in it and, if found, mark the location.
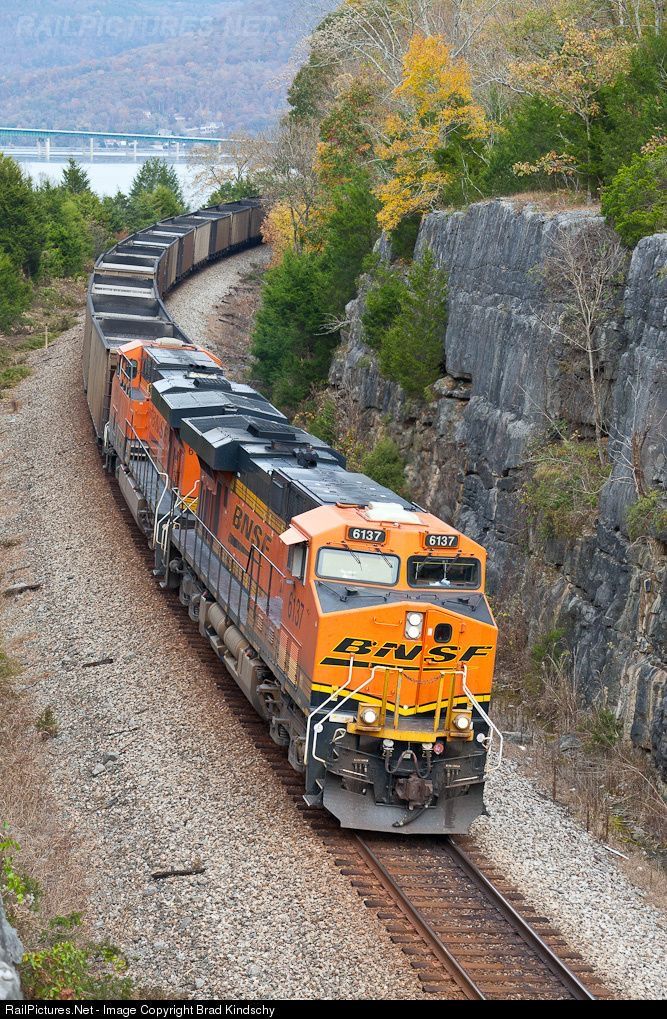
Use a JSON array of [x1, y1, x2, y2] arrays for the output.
[[36, 707, 59, 739], [20, 939, 133, 1001], [584, 706, 622, 749], [0, 826, 42, 913], [626, 488, 667, 542], [523, 436, 611, 540]]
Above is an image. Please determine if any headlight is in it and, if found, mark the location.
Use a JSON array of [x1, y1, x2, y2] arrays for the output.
[[359, 706, 379, 726], [453, 713, 472, 731], [405, 611, 424, 639]]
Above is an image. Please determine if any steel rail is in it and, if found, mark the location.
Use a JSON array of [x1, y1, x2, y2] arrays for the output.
[[446, 838, 596, 1000], [353, 834, 485, 1000]]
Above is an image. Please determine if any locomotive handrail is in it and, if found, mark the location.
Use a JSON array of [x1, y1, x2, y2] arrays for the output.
[[462, 665, 504, 773], [308, 665, 387, 766]]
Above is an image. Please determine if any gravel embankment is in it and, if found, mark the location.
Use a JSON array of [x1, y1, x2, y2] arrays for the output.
[[472, 762, 667, 999], [0, 309, 425, 996], [165, 246, 270, 354]]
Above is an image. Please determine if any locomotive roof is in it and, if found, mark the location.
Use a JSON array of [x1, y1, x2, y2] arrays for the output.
[[152, 374, 287, 429], [180, 410, 413, 514]]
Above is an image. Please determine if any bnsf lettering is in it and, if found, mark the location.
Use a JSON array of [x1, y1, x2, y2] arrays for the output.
[[232, 505, 272, 553], [373, 642, 421, 661], [330, 637, 492, 665]]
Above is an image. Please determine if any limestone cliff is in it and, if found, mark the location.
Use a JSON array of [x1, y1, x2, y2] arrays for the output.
[[329, 199, 667, 775], [0, 896, 22, 1000]]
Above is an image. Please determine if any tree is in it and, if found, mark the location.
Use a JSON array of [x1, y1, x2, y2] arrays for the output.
[[128, 185, 185, 232], [0, 253, 31, 330], [0, 156, 42, 277], [510, 22, 631, 190], [541, 223, 627, 465], [361, 437, 407, 497], [594, 31, 667, 182], [258, 118, 321, 253], [61, 158, 91, 195], [375, 34, 488, 230], [37, 185, 91, 278], [189, 134, 263, 204], [378, 251, 448, 396], [129, 158, 185, 206], [251, 249, 332, 409], [319, 171, 381, 317], [601, 142, 667, 246]]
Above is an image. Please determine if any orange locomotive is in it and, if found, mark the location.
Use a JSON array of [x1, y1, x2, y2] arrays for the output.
[[106, 338, 501, 834]]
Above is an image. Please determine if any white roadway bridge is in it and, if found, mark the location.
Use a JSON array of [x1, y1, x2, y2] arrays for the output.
[[0, 127, 230, 161]]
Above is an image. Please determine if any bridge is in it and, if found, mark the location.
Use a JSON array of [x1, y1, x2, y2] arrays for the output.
[[0, 127, 229, 162]]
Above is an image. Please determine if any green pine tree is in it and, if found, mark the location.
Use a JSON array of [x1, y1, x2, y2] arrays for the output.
[[61, 158, 91, 195]]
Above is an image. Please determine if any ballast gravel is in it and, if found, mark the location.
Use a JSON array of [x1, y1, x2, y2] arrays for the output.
[[0, 312, 425, 998], [471, 761, 667, 1000]]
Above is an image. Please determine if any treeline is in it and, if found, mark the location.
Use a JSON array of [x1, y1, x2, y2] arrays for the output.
[[239, 2, 666, 431], [0, 157, 185, 331]]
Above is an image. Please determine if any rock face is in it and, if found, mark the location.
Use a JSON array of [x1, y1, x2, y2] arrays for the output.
[[330, 199, 667, 776], [0, 897, 22, 1000]]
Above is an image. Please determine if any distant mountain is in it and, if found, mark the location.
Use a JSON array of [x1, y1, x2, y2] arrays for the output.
[[0, 0, 333, 134]]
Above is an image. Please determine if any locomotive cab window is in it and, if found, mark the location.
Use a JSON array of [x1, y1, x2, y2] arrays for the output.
[[316, 547, 399, 586], [288, 541, 307, 583], [408, 556, 480, 589]]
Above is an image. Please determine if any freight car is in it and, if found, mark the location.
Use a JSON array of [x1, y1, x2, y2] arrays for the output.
[[84, 200, 502, 834]]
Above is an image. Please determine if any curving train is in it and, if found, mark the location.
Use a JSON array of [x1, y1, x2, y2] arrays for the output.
[[83, 199, 501, 834]]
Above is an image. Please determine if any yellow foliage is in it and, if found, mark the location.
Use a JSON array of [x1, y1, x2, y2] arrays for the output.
[[261, 203, 304, 264], [375, 33, 488, 231], [510, 22, 631, 128]]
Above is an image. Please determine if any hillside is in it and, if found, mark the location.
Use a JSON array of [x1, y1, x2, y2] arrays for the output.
[[0, 0, 334, 134]]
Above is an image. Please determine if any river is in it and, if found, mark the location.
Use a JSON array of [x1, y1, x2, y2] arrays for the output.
[[14, 157, 211, 204]]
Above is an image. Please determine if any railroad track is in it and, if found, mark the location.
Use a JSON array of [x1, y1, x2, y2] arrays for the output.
[[101, 432, 607, 1002]]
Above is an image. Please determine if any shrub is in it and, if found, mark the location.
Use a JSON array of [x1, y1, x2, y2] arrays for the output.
[[304, 395, 338, 446], [378, 251, 448, 397], [361, 437, 407, 497], [523, 438, 611, 540], [0, 253, 31, 330], [530, 627, 567, 669], [584, 707, 622, 749], [389, 214, 421, 261], [208, 178, 261, 204], [21, 937, 133, 1001], [601, 145, 667, 246], [626, 489, 667, 542], [251, 249, 331, 409], [361, 266, 405, 350]]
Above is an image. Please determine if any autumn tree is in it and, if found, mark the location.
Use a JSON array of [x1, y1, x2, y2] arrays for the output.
[[189, 133, 264, 204], [510, 22, 631, 189], [375, 33, 487, 230], [541, 223, 627, 465]]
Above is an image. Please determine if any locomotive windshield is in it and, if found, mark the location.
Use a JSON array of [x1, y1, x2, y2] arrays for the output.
[[408, 556, 480, 589], [317, 547, 399, 586]]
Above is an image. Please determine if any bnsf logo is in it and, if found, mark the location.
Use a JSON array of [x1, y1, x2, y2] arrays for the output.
[[232, 505, 272, 553], [329, 637, 492, 664]]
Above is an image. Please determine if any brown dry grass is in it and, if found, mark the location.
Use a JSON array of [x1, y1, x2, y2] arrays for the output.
[[0, 540, 89, 946], [494, 598, 667, 902], [502, 190, 601, 215]]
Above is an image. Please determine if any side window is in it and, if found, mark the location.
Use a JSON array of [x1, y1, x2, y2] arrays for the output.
[[288, 542, 307, 583]]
